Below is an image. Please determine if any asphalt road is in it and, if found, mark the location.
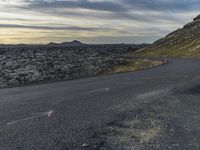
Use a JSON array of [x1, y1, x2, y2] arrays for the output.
[[1, 58, 200, 150]]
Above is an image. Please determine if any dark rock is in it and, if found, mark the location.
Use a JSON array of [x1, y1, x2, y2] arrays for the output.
[[0, 44, 147, 88], [193, 14, 200, 21]]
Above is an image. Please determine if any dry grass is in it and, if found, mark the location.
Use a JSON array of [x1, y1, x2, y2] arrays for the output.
[[136, 34, 200, 58], [102, 59, 163, 75]]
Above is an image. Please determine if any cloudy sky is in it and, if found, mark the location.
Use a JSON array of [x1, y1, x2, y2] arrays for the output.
[[0, 0, 199, 44]]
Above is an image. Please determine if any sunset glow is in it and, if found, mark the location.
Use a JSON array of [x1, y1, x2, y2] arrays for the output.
[[0, 0, 199, 44]]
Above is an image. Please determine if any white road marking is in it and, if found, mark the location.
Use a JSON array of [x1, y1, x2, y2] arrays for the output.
[[7, 110, 54, 125], [192, 75, 200, 81], [116, 81, 145, 85], [84, 88, 110, 94]]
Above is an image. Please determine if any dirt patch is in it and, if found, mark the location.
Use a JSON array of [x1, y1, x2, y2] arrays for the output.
[[78, 88, 200, 150], [99, 103, 163, 150], [86, 94, 197, 150]]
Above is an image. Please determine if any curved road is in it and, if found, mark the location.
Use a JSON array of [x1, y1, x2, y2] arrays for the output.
[[1, 58, 200, 150]]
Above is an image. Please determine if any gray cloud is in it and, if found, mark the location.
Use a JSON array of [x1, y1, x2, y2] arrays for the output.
[[0, 23, 98, 31], [123, 0, 200, 12], [0, 23, 129, 34], [19, 0, 194, 24], [25, 0, 200, 13], [27, 0, 126, 12], [1, 0, 200, 44]]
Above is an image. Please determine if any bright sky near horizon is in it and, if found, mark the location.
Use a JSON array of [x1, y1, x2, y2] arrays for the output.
[[0, 0, 199, 44]]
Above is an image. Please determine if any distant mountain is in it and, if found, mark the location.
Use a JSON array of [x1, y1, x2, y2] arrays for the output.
[[0, 40, 148, 49], [47, 40, 86, 47], [138, 14, 200, 58], [61, 40, 84, 46], [47, 42, 58, 46]]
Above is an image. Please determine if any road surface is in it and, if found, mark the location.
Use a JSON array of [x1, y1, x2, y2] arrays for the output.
[[0, 58, 200, 150]]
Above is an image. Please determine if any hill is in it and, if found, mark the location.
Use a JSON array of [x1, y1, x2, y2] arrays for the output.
[[48, 40, 86, 47], [138, 14, 200, 58]]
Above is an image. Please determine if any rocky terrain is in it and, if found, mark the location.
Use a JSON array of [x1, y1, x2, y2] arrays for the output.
[[0, 43, 149, 88], [138, 14, 200, 57]]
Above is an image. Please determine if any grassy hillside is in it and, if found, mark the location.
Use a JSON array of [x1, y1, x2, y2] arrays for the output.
[[137, 15, 200, 58]]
